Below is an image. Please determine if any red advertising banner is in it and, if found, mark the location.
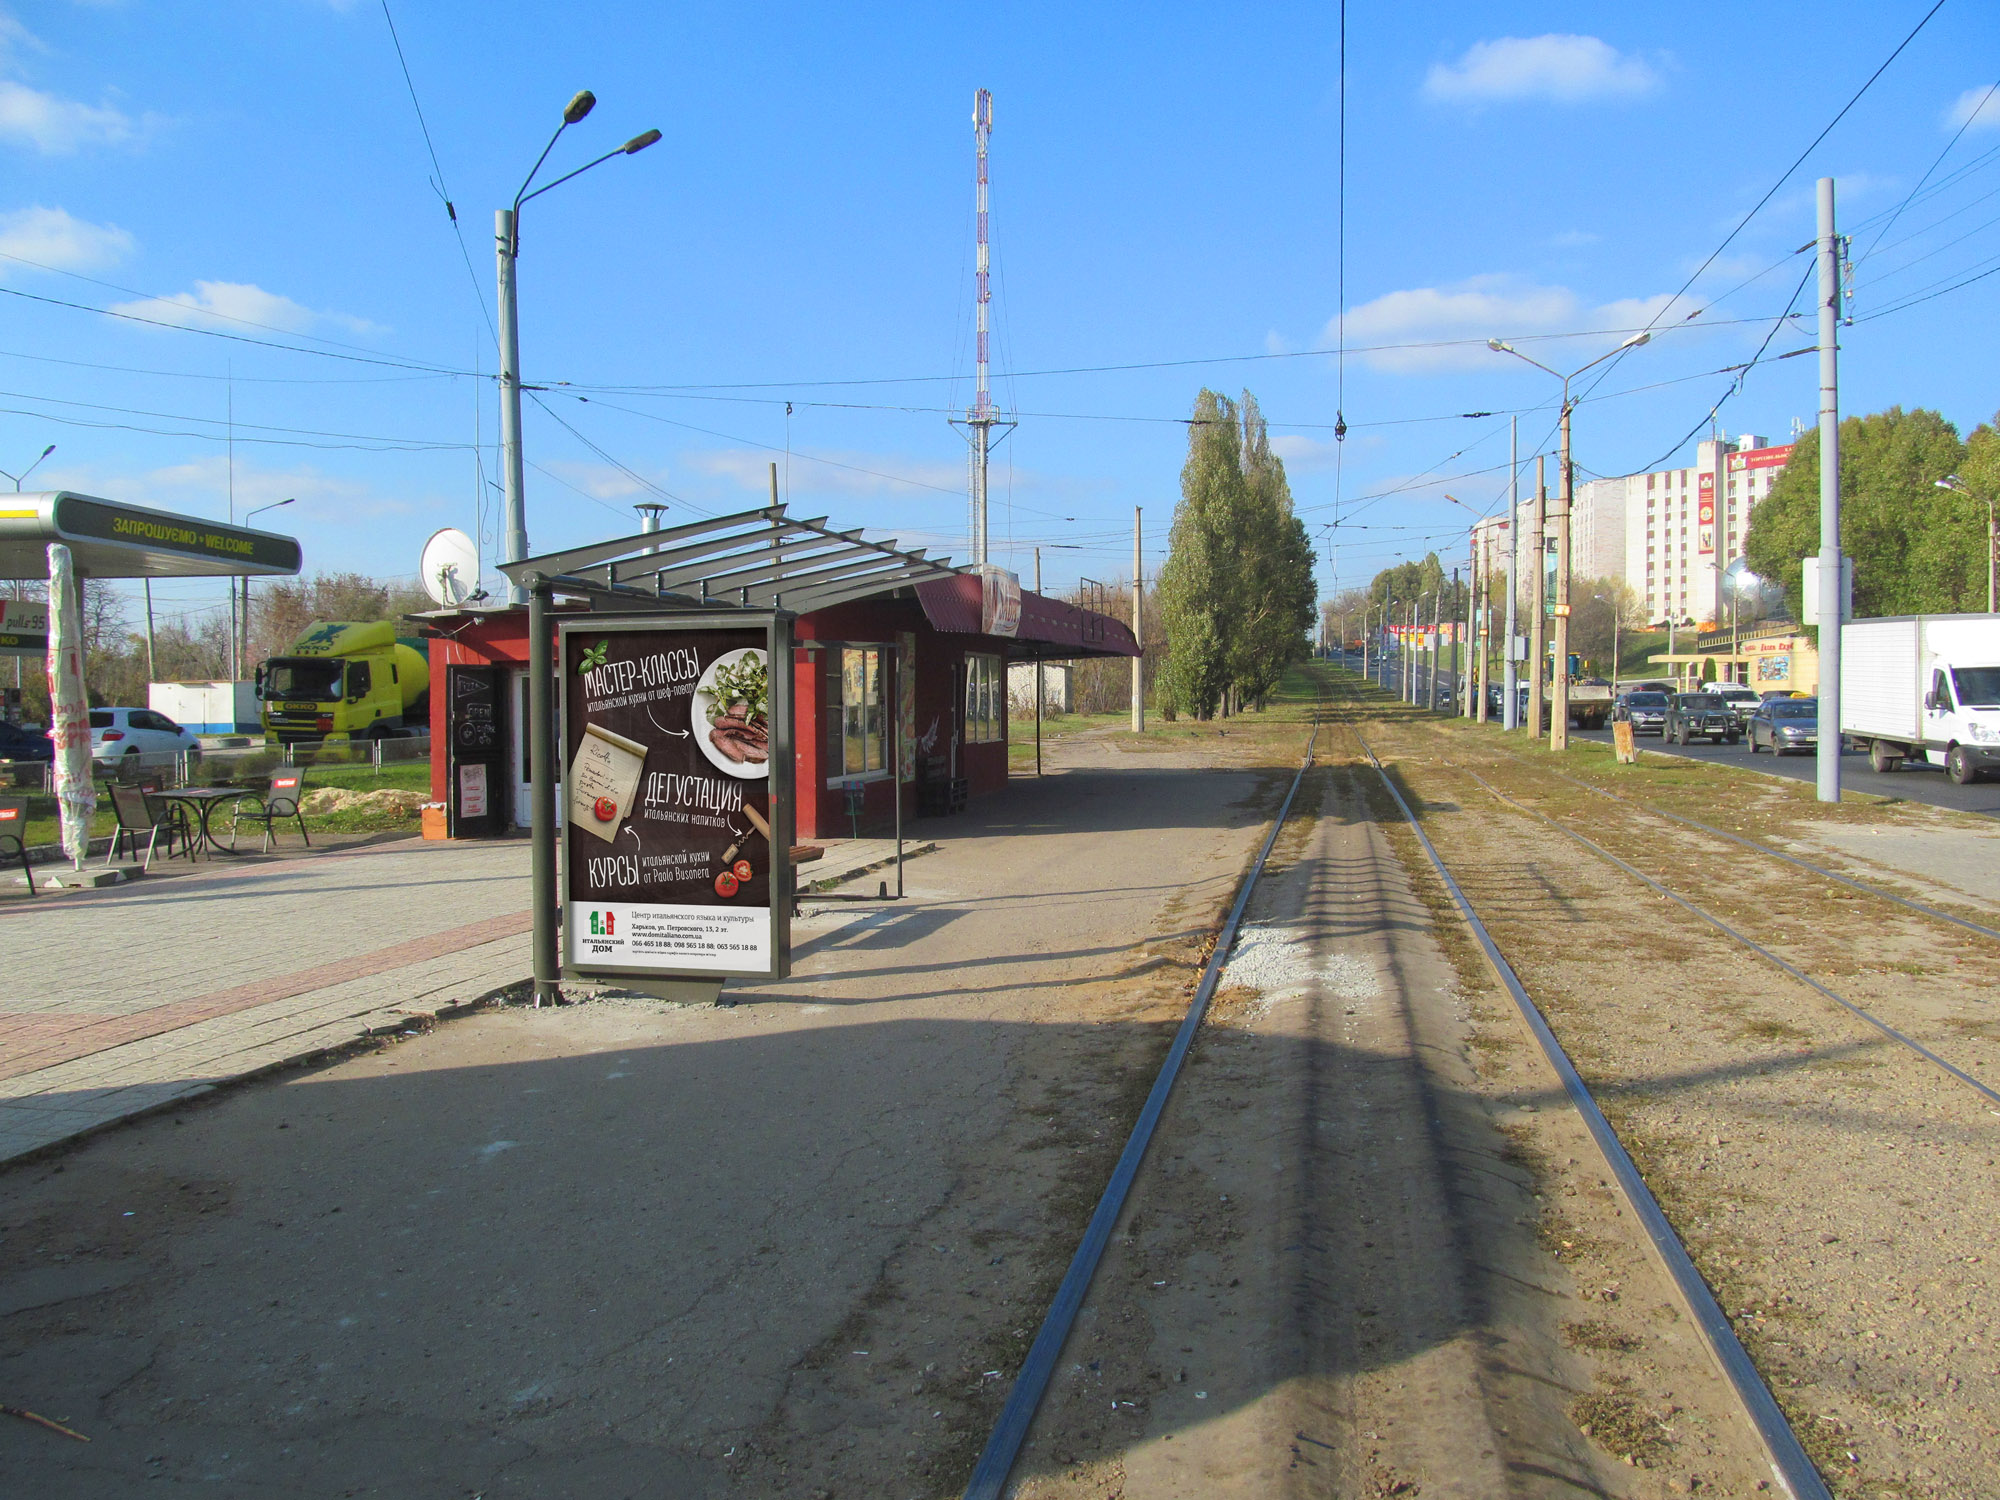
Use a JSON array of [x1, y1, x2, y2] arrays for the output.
[[1725, 443, 1795, 473], [1697, 472, 1716, 555]]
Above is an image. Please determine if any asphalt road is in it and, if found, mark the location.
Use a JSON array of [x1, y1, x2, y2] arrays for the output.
[[1572, 723, 2000, 818]]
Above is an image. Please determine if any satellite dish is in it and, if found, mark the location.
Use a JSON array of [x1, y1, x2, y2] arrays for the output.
[[420, 527, 482, 607]]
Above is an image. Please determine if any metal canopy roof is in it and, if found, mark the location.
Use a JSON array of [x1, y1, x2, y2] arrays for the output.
[[496, 503, 965, 614], [0, 491, 303, 580]]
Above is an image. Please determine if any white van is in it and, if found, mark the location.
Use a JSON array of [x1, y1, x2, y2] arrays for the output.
[[1840, 615, 2000, 783]]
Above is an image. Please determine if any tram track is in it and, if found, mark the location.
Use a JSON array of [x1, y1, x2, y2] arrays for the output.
[[1322, 699, 1831, 1500], [1323, 670, 2000, 1499]]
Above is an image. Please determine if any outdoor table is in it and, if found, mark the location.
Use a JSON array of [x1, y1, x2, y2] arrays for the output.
[[154, 786, 263, 858]]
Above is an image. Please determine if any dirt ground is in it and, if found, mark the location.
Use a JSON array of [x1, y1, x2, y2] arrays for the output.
[[0, 727, 1288, 1499], [1008, 755, 1775, 1500], [1337, 676, 2000, 1500], [12, 666, 1981, 1498]]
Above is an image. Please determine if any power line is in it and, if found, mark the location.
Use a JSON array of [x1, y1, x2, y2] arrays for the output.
[[1579, 0, 1950, 399], [1857, 77, 2000, 265]]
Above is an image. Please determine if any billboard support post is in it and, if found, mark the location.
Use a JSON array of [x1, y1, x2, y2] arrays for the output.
[[528, 576, 561, 1005]]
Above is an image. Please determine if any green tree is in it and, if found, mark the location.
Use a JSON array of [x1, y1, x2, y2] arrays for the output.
[[1157, 389, 1318, 719], [1158, 390, 1245, 719], [1742, 407, 1973, 619]]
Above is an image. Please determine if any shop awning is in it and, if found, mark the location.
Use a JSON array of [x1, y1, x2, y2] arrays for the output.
[[915, 574, 1140, 658], [0, 491, 302, 579]]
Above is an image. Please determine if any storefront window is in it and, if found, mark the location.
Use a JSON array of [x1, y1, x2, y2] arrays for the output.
[[842, 647, 886, 776], [965, 654, 1003, 743]]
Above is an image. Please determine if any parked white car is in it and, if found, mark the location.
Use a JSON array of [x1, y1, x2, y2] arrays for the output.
[[89, 707, 200, 768]]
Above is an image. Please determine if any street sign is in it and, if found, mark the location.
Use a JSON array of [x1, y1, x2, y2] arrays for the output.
[[559, 613, 793, 984]]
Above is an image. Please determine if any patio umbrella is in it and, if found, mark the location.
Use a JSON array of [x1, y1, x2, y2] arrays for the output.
[[45, 543, 94, 868]]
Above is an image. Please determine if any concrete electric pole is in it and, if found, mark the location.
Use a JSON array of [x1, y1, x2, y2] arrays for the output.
[[1552, 396, 1574, 751], [1816, 176, 1845, 804], [1528, 456, 1547, 740], [1132, 506, 1144, 732], [1504, 416, 1520, 730]]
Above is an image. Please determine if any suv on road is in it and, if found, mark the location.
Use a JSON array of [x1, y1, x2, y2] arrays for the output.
[[1613, 690, 1671, 735], [1663, 693, 1740, 745], [1706, 684, 1760, 727]]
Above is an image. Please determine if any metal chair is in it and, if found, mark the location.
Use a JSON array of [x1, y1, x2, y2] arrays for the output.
[[229, 772, 311, 853], [106, 784, 194, 872], [0, 796, 31, 895]]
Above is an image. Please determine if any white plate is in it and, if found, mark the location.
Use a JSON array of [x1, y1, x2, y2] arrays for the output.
[[691, 647, 772, 779]]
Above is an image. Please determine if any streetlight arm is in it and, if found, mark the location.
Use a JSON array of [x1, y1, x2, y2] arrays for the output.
[[518, 141, 650, 208], [1489, 343, 1563, 381], [514, 119, 574, 215]]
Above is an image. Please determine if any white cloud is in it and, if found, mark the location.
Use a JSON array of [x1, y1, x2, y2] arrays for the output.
[[1546, 229, 1600, 249], [0, 79, 141, 153], [0, 204, 132, 274], [537, 459, 658, 502], [1423, 35, 1660, 106], [1331, 274, 1698, 374], [1947, 85, 2000, 133], [106, 279, 380, 338]]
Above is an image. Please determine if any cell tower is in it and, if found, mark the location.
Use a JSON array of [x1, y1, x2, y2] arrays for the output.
[[952, 87, 1015, 568]]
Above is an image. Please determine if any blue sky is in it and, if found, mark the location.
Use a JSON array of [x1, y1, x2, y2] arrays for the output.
[[4, 1, 1999, 636]]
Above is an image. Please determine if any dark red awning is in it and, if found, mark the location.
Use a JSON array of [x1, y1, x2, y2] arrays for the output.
[[915, 575, 1139, 658]]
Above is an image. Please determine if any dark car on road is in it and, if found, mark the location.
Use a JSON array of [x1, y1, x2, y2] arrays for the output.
[[1748, 697, 1818, 755], [1612, 690, 1671, 735], [0, 721, 53, 762], [1664, 692, 1740, 745]]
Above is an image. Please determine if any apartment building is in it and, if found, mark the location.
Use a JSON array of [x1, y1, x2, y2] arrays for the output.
[[1470, 433, 1795, 626]]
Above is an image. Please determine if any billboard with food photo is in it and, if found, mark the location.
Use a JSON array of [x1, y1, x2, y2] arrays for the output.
[[559, 614, 792, 982]]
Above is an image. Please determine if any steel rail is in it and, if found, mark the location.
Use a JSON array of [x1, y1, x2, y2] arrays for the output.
[[1458, 766, 2000, 1109], [1539, 764, 2000, 944], [1338, 715, 1832, 1500], [959, 708, 1321, 1500]]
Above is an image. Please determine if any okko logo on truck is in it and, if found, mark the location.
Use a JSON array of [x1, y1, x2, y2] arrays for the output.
[[561, 620, 786, 978]]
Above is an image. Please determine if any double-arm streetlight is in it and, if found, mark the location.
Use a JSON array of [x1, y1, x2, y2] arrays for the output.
[[1936, 475, 1997, 614], [498, 91, 662, 604], [1488, 332, 1651, 749]]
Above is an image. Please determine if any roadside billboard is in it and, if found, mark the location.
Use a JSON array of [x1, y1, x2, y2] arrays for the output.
[[559, 614, 792, 984], [0, 598, 47, 658]]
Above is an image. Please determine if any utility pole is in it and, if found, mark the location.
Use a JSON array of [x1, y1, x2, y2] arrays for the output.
[[1408, 598, 1420, 705], [1131, 506, 1144, 732], [1504, 416, 1520, 729], [1430, 588, 1444, 711], [1449, 570, 1461, 715], [1034, 545, 1044, 778], [1816, 175, 1844, 804], [1551, 396, 1574, 751], [1475, 539, 1490, 723], [1361, 603, 1370, 680], [1528, 456, 1548, 740], [497, 206, 528, 605], [143, 579, 156, 682]]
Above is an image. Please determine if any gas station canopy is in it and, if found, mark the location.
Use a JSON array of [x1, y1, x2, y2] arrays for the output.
[[0, 491, 303, 580]]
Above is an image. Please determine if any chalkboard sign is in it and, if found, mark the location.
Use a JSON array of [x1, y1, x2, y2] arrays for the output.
[[447, 665, 507, 836]]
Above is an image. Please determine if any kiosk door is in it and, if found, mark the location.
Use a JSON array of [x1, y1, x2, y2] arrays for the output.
[[447, 665, 507, 837]]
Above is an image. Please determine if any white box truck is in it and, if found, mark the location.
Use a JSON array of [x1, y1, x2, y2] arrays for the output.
[[1839, 614, 2000, 783]]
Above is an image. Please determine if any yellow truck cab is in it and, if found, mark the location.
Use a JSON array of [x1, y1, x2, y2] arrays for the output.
[[258, 621, 431, 745]]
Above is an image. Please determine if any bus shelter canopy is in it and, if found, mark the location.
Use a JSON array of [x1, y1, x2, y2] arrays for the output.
[[0, 491, 303, 580]]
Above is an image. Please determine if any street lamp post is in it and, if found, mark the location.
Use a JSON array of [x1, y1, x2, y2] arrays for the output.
[[239, 498, 296, 676], [0, 443, 54, 492], [1936, 475, 1997, 614], [497, 92, 662, 606], [1488, 332, 1652, 750]]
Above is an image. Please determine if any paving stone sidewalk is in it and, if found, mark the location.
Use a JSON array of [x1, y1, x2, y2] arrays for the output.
[[0, 829, 943, 1165], [0, 838, 533, 1164]]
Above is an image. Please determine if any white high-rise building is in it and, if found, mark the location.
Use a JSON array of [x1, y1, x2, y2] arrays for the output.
[[1470, 433, 1795, 628]]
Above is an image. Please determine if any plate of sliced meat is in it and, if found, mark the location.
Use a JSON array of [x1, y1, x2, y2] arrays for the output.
[[692, 647, 772, 779]]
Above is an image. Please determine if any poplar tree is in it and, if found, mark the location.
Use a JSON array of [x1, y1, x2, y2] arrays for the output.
[[1157, 389, 1318, 719]]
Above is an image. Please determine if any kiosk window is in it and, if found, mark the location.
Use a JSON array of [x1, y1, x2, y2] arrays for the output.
[[966, 654, 1003, 743], [841, 647, 886, 776]]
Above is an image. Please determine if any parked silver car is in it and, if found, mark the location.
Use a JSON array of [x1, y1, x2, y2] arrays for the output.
[[1747, 697, 1818, 756]]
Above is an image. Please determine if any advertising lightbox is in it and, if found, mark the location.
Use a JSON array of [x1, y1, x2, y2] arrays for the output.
[[559, 614, 792, 984]]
